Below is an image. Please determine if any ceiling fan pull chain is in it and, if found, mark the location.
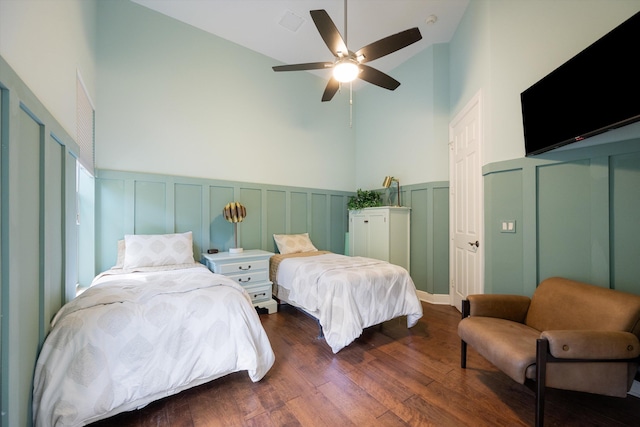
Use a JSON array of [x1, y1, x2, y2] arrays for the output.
[[349, 81, 353, 128]]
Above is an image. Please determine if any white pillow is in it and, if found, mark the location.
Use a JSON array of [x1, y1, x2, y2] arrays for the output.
[[123, 232, 195, 268], [114, 239, 126, 268], [273, 233, 318, 255]]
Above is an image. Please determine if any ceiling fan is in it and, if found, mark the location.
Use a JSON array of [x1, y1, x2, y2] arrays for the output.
[[272, 1, 423, 102]]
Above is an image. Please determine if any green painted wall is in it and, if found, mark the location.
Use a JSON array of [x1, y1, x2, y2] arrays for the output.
[[94, 171, 451, 298], [0, 55, 79, 427], [484, 138, 640, 296], [403, 182, 450, 295], [94, 170, 353, 274], [96, 0, 355, 192], [354, 43, 451, 189], [610, 151, 640, 293]]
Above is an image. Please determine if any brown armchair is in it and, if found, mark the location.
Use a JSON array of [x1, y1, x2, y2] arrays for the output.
[[458, 277, 640, 427]]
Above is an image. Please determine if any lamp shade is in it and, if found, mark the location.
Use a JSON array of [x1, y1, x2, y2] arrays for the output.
[[223, 202, 246, 223], [223, 202, 246, 253]]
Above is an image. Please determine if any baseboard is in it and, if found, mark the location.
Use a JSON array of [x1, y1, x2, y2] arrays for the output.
[[629, 380, 640, 398], [417, 290, 450, 305]]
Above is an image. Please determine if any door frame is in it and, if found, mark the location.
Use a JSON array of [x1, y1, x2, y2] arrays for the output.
[[449, 91, 485, 308]]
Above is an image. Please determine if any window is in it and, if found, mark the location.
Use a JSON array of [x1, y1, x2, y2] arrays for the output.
[[76, 71, 96, 290], [76, 72, 94, 176]]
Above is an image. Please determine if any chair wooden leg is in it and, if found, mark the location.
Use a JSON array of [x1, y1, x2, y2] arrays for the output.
[[536, 338, 548, 427], [461, 340, 467, 369], [461, 299, 470, 369], [460, 300, 470, 369]]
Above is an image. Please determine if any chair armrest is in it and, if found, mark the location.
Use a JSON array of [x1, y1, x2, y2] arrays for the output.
[[541, 330, 640, 360], [466, 294, 531, 323]]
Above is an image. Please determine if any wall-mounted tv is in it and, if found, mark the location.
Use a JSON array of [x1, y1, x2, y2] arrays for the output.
[[521, 11, 640, 157]]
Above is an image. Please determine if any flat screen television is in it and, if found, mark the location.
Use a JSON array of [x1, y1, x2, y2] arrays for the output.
[[521, 11, 640, 156]]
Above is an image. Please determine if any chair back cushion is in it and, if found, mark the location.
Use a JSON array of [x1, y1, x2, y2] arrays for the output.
[[525, 277, 640, 335]]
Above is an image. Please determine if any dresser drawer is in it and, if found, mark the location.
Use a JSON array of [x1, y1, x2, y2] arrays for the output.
[[226, 270, 268, 286], [212, 259, 269, 275], [244, 282, 272, 303]]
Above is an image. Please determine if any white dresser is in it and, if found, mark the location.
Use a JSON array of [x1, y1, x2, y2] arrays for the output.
[[349, 207, 411, 271], [201, 249, 277, 314]]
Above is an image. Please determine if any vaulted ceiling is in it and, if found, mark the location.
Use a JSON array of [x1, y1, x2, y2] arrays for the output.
[[131, 0, 469, 79]]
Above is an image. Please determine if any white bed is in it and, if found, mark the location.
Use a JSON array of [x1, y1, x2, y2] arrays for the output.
[[269, 236, 423, 353], [33, 232, 275, 427]]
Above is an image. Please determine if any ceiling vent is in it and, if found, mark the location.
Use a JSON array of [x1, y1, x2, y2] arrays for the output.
[[279, 10, 305, 32]]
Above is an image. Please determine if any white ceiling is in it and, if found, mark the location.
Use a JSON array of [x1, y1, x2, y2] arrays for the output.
[[131, 0, 469, 81]]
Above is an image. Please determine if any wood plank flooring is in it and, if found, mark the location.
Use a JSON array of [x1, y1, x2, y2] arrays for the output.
[[91, 302, 640, 426]]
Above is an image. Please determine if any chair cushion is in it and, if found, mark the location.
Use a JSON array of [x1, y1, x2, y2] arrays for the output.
[[525, 277, 640, 334], [458, 316, 540, 383]]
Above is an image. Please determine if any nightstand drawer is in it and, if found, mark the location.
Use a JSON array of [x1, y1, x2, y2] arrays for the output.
[[201, 250, 277, 314], [227, 270, 268, 286], [212, 259, 269, 275], [244, 282, 272, 303]]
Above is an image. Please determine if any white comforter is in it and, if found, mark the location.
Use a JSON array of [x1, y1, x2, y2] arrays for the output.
[[277, 253, 423, 353], [33, 264, 275, 427]]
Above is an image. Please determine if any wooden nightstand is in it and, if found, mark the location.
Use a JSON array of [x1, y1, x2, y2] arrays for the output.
[[201, 249, 277, 314]]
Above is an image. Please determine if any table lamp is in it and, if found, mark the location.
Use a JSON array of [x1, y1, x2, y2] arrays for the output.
[[223, 202, 246, 253]]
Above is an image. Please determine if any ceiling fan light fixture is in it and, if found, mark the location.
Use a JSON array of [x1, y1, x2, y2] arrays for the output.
[[333, 59, 359, 83]]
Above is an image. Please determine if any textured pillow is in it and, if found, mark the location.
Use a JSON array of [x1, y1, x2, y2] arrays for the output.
[[273, 233, 318, 255], [123, 232, 195, 268], [114, 239, 126, 268]]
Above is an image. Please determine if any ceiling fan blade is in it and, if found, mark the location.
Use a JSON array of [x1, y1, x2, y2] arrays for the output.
[[273, 62, 333, 72], [358, 65, 400, 91], [310, 9, 348, 58], [321, 77, 340, 102], [355, 27, 422, 64]]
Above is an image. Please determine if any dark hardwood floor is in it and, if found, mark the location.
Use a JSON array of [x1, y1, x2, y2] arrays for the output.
[[91, 302, 640, 426]]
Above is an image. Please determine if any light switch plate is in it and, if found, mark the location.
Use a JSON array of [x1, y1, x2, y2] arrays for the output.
[[500, 220, 516, 233]]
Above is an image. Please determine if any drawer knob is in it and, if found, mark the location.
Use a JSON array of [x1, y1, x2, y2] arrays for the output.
[[239, 265, 251, 270], [253, 292, 266, 298], [238, 277, 251, 283]]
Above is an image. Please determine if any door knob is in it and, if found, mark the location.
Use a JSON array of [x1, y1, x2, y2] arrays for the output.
[[468, 241, 479, 248]]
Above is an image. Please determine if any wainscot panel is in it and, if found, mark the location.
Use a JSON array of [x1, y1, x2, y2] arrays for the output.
[[610, 151, 640, 294], [483, 137, 640, 296], [1, 54, 79, 427], [95, 172, 451, 305], [402, 182, 450, 301], [94, 170, 354, 275]]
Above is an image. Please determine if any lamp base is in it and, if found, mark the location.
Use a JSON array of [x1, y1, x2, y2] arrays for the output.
[[229, 247, 244, 254]]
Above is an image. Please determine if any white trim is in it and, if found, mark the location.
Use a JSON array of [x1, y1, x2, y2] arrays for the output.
[[417, 290, 451, 305]]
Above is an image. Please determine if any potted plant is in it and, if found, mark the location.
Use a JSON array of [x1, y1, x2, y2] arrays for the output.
[[347, 189, 383, 210]]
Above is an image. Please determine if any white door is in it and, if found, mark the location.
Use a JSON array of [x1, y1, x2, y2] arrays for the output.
[[449, 92, 484, 312]]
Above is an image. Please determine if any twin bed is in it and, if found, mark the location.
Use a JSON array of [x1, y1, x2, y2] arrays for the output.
[[270, 233, 423, 353], [32, 232, 275, 427], [33, 231, 423, 426]]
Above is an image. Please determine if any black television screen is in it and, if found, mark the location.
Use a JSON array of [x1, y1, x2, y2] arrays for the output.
[[521, 11, 640, 156]]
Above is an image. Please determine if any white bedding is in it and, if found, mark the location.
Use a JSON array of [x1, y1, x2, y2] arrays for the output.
[[33, 264, 275, 427], [276, 253, 423, 353]]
